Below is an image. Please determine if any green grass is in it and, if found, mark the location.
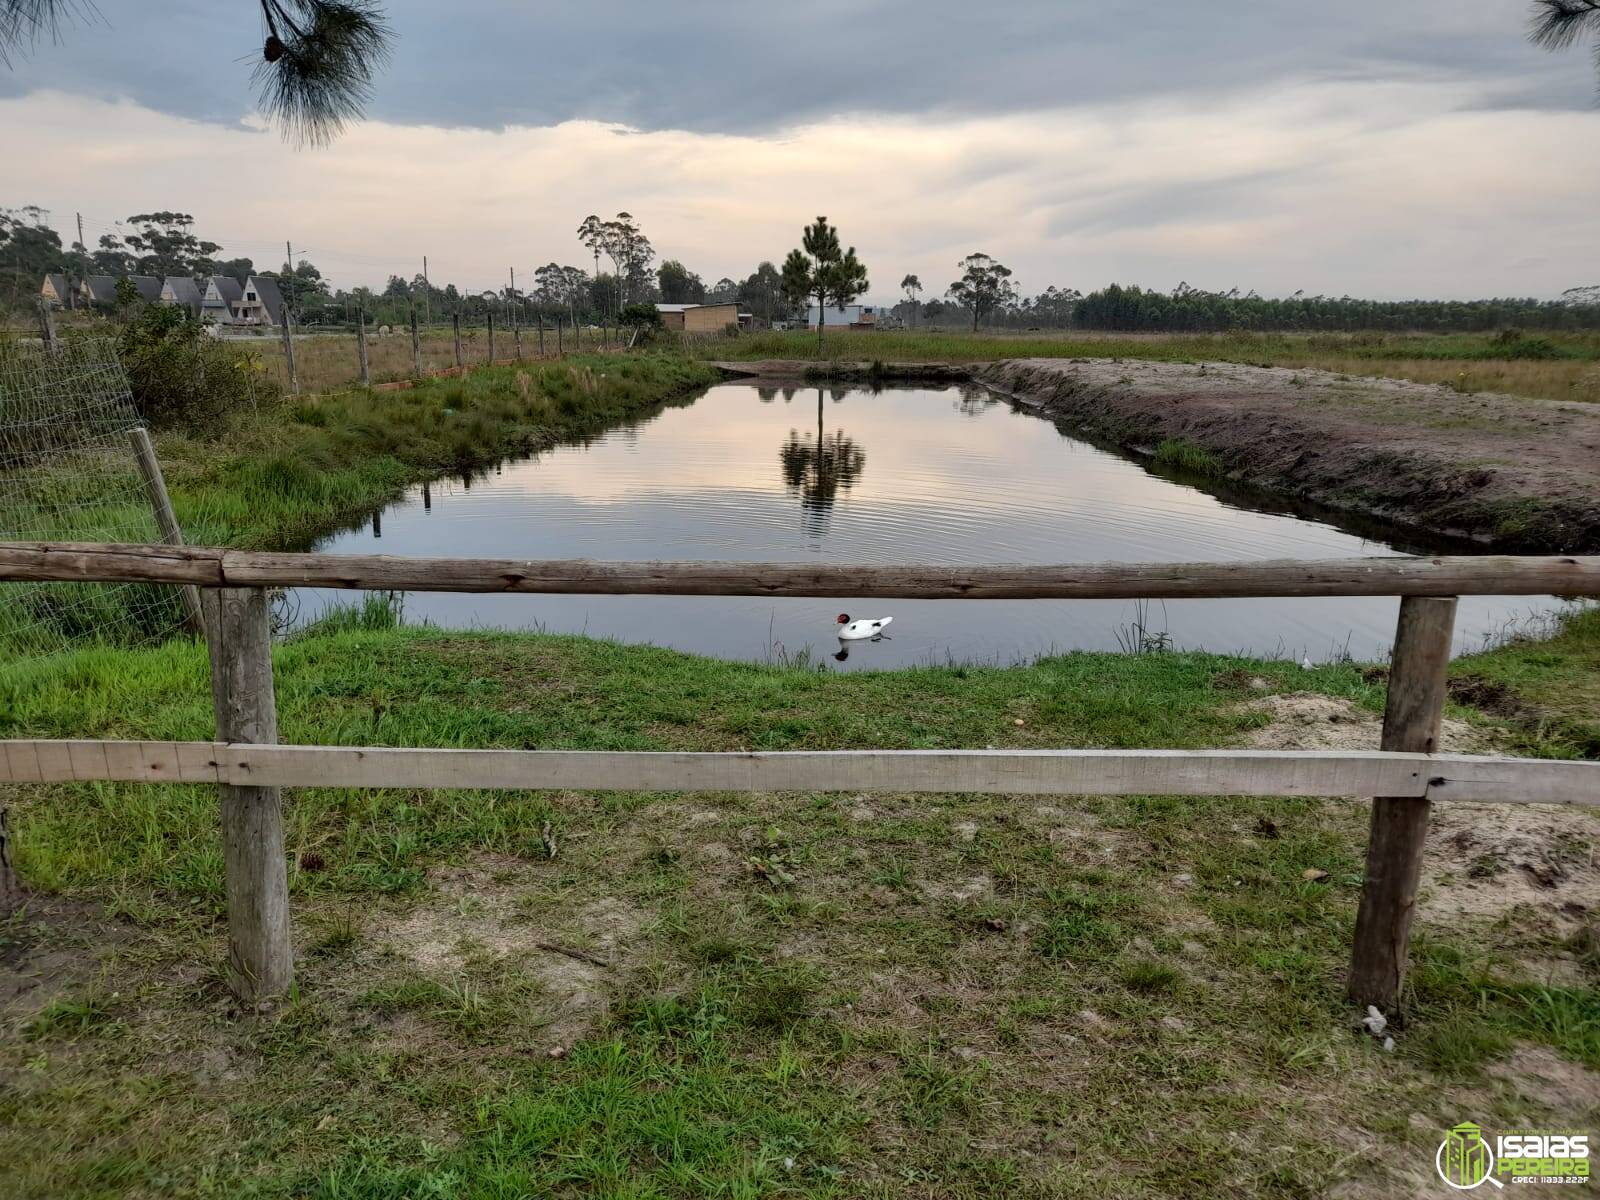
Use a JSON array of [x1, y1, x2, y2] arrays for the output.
[[1451, 604, 1600, 758], [2, 622, 1597, 1197], [1, 354, 719, 655], [1149, 438, 1226, 478]]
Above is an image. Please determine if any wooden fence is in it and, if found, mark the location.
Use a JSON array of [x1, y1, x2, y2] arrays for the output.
[[1, 542, 1597, 1012]]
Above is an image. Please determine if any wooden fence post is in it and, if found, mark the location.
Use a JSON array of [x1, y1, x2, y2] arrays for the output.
[[279, 304, 298, 395], [202, 587, 293, 1006], [557, 318, 564, 356], [128, 427, 205, 638], [537, 316, 545, 357], [487, 312, 495, 364], [513, 311, 522, 360], [1348, 595, 1458, 1011], [37, 300, 57, 353], [453, 313, 463, 369], [0, 807, 21, 916], [410, 305, 422, 377], [356, 311, 370, 386]]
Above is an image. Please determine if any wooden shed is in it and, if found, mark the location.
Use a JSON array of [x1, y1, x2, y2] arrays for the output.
[[657, 302, 738, 333]]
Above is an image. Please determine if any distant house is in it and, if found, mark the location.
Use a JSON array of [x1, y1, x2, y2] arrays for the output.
[[201, 275, 244, 323], [82, 275, 120, 307], [656, 302, 738, 333], [160, 276, 203, 317], [40, 273, 72, 308], [128, 275, 162, 303], [236, 275, 285, 326], [806, 303, 881, 329]]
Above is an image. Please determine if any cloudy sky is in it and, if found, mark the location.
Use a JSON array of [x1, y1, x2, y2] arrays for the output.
[[4, 0, 1598, 301]]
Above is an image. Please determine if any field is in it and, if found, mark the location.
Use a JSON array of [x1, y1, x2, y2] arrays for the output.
[[704, 329, 1600, 405], [3, 335, 1599, 1196], [2, 606, 1597, 1197], [229, 322, 628, 395]]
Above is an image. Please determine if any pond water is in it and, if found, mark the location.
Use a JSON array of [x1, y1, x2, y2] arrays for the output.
[[299, 382, 1568, 670]]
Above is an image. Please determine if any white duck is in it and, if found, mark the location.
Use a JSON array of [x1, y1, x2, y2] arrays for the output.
[[837, 613, 893, 641]]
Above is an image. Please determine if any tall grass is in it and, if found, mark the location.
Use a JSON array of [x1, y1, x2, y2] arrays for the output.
[[2, 355, 718, 659]]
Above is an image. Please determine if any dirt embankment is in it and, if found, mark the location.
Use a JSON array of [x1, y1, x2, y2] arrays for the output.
[[977, 358, 1600, 552]]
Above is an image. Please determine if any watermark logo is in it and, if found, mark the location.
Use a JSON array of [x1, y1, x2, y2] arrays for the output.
[[1438, 1122, 1498, 1191], [1436, 1120, 1590, 1190]]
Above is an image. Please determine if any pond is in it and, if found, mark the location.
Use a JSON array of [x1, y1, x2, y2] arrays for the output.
[[298, 381, 1569, 670]]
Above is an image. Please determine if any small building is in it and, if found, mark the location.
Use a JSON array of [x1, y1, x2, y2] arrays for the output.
[[202, 275, 244, 323], [127, 275, 162, 303], [81, 275, 120, 307], [806, 303, 882, 329], [236, 275, 285, 326], [160, 276, 203, 317], [40, 273, 73, 308], [656, 302, 738, 333]]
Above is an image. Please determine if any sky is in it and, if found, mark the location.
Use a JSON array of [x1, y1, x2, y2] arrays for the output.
[[3, 0, 1599, 302]]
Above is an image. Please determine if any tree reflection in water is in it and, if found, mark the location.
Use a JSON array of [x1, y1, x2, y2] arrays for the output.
[[779, 388, 866, 535]]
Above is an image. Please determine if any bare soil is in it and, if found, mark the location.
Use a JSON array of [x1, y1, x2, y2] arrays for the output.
[[978, 358, 1600, 552], [1241, 692, 1600, 983]]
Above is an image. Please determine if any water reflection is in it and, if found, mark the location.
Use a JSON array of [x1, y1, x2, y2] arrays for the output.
[[778, 388, 867, 535], [301, 382, 1571, 671]]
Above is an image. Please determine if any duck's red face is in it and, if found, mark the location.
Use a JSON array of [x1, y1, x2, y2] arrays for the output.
[[836, 613, 850, 624]]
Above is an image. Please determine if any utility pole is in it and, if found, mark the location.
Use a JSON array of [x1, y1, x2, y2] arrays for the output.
[[71, 211, 85, 309], [284, 239, 294, 315]]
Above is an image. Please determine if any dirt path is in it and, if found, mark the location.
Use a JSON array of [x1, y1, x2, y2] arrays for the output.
[[977, 358, 1600, 552]]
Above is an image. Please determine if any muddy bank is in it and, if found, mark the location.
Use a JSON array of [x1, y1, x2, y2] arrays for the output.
[[977, 358, 1600, 553]]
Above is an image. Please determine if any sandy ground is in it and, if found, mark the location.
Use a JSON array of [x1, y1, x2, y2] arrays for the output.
[[979, 358, 1600, 552], [1243, 690, 1599, 984]]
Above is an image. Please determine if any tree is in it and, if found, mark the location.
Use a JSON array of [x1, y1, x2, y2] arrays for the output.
[[0, 205, 63, 302], [738, 261, 787, 324], [273, 256, 330, 319], [121, 212, 222, 276], [1528, 1, 1600, 86], [576, 215, 605, 302], [600, 212, 653, 311], [215, 257, 255, 283], [946, 253, 1016, 331], [781, 216, 869, 350], [1, 1, 392, 144], [657, 259, 706, 304], [900, 274, 922, 327], [708, 277, 739, 304]]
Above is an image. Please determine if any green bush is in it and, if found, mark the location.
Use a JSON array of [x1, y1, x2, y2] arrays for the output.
[[117, 303, 274, 429]]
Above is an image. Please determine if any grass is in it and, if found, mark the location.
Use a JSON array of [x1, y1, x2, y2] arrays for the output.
[[2, 616, 1597, 1197], [1149, 438, 1226, 478], [704, 328, 1600, 404], [0, 353, 719, 655], [242, 324, 624, 394], [1451, 604, 1600, 757]]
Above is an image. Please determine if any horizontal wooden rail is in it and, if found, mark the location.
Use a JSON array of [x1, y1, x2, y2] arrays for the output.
[[1, 542, 1598, 598], [3, 740, 1596, 804]]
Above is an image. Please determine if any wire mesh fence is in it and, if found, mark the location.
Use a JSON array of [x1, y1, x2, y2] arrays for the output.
[[0, 338, 188, 663]]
